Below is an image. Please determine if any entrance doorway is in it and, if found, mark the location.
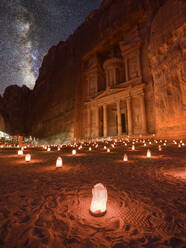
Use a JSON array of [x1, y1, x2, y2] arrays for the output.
[[121, 113, 126, 133]]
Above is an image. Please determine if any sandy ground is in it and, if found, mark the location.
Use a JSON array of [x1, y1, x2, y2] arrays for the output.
[[0, 138, 186, 248]]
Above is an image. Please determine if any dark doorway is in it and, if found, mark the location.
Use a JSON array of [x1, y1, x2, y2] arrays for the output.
[[121, 113, 126, 133]]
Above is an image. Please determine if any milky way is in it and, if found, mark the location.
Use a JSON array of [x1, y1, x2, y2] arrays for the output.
[[0, 0, 101, 94]]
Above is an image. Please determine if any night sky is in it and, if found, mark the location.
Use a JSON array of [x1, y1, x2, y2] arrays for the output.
[[0, 0, 101, 95]]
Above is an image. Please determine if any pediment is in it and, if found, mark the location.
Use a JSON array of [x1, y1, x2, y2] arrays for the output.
[[93, 87, 123, 100]]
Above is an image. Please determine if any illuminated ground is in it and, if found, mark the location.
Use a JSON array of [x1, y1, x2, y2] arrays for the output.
[[0, 139, 186, 248]]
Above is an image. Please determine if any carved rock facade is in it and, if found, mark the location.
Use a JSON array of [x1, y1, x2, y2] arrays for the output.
[[0, 0, 185, 141]]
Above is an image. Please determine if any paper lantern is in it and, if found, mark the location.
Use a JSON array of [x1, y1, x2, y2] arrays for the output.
[[25, 154, 31, 162], [18, 150, 23, 156], [57, 147, 60, 151], [146, 149, 151, 158], [89, 147, 92, 151], [90, 183, 107, 217], [144, 143, 146, 147], [132, 145, 135, 150], [56, 157, 62, 168], [72, 149, 76, 155], [158, 145, 162, 151], [123, 153, 128, 162], [104, 146, 107, 150], [178, 144, 181, 148], [107, 148, 110, 153], [47, 147, 51, 152]]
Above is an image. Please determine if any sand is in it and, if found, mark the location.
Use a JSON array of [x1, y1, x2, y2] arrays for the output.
[[0, 138, 185, 248]]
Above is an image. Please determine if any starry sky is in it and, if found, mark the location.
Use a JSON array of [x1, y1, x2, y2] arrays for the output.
[[0, 0, 101, 95]]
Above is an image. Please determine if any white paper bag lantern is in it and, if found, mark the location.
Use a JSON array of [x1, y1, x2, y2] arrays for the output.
[[25, 154, 31, 162], [56, 157, 62, 168], [132, 145, 135, 150], [72, 149, 76, 155], [158, 145, 162, 151], [90, 183, 107, 217], [146, 149, 151, 158], [18, 150, 23, 156], [123, 153, 128, 162]]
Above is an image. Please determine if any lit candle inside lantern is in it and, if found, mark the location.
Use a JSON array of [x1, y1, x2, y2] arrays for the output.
[[56, 157, 62, 168], [90, 183, 107, 217], [132, 145, 135, 150], [107, 148, 110, 153], [178, 143, 181, 148], [146, 149, 151, 158], [18, 150, 23, 156], [158, 145, 162, 151], [89, 147, 92, 151], [57, 147, 60, 151], [123, 153, 128, 162], [47, 147, 51, 152], [72, 149, 76, 155], [25, 154, 31, 162], [144, 143, 146, 147], [104, 146, 107, 150]]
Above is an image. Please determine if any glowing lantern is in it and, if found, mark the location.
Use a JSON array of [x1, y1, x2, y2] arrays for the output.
[[25, 154, 31, 162], [123, 153, 128, 162], [18, 150, 23, 156], [149, 141, 152, 145], [132, 145, 135, 150], [107, 148, 110, 153], [178, 144, 181, 148], [57, 147, 60, 151], [47, 147, 51, 152], [21, 147, 24, 151], [182, 143, 184, 146], [72, 149, 76, 155], [158, 145, 162, 151], [104, 146, 107, 150], [146, 149, 151, 158], [89, 147, 92, 151], [56, 157, 62, 168], [144, 143, 147, 147], [90, 183, 107, 217]]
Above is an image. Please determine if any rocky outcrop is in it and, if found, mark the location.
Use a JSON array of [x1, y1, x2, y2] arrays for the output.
[[1, 85, 31, 135]]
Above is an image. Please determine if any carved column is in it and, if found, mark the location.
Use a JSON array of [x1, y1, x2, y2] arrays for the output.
[[125, 57, 129, 81], [116, 101, 122, 136], [103, 104, 108, 137], [140, 93, 147, 134], [95, 105, 99, 137], [126, 97, 133, 135], [87, 106, 91, 137]]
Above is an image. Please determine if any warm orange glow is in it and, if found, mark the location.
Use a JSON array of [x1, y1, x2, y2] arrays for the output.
[[47, 147, 51, 152], [132, 145, 135, 150], [107, 148, 110, 153], [159, 145, 162, 151], [90, 183, 107, 217], [89, 147, 92, 151], [56, 157, 62, 168], [25, 154, 31, 162]]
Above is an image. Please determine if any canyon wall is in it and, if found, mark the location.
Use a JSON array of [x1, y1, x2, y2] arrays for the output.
[[148, 0, 186, 137]]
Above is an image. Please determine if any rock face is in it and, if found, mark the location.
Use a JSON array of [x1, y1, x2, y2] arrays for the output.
[[148, 0, 186, 137], [0, 85, 31, 135], [1, 0, 186, 141]]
